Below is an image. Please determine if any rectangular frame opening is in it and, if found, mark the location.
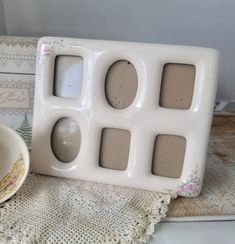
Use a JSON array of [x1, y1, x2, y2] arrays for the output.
[[152, 134, 186, 178], [159, 63, 196, 109], [53, 55, 83, 98], [99, 128, 130, 170]]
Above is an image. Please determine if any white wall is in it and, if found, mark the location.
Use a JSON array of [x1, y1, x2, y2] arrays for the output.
[[2, 0, 235, 100], [0, 0, 6, 34]]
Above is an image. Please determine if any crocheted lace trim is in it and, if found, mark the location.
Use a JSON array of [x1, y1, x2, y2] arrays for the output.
[[0, 173, 172, 243]]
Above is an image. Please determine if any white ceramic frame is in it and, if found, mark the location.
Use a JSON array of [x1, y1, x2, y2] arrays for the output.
[[31, 37, 219, 197]]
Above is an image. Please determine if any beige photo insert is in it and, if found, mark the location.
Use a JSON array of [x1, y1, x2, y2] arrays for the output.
[[100, 60, 136, 170], [105, 60, 138, 109], [99, 128, 131, 170], [153, 63, 194, 177], [160, 63, 196, 109], [152, 135, 186, 178], [51, 117, 81, 163], [53, 55, 84, 98]]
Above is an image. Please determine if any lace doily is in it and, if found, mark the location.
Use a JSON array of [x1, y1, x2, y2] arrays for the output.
[[0, 173, 171, 244]]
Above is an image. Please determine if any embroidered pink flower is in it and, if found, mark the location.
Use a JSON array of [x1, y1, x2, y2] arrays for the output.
[[40, 43, 53, 55]]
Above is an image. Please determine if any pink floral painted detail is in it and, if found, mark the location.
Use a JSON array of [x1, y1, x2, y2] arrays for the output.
[[181, 180, 198, 193], [177, 174, 201, 197], [37, 40, 66, 64], [40, 43, 54, 56]]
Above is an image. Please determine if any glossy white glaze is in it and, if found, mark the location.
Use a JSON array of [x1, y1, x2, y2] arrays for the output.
[[31, 37, 219, 197]]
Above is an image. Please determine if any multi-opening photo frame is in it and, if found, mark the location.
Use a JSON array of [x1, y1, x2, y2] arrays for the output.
[[31, 37, 218, 197]]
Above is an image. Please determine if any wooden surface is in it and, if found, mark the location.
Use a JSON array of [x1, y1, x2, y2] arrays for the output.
[[168, 116, 235, 217]]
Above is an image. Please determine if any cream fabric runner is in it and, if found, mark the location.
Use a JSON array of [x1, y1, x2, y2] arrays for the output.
[[0, 173, 171, 244]]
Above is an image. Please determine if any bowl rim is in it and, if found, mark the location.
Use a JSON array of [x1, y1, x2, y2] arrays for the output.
[[0, 124, 30, 204]]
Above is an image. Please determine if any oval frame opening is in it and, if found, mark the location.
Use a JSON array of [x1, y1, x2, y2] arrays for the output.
[[105, 60, 138, 109], [51, 117, 81, 163]]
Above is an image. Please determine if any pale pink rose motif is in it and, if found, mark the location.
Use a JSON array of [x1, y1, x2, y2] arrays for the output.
[[40, 43, 53, 55], [182, 182, 198, 193], [177, 170, 201, 196]]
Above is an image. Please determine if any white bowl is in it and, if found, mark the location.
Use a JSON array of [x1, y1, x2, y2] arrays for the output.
[[0, 124, 29, 204]]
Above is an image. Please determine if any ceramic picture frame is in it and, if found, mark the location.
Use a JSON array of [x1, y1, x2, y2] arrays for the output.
[[31, 37, 219, 197]]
